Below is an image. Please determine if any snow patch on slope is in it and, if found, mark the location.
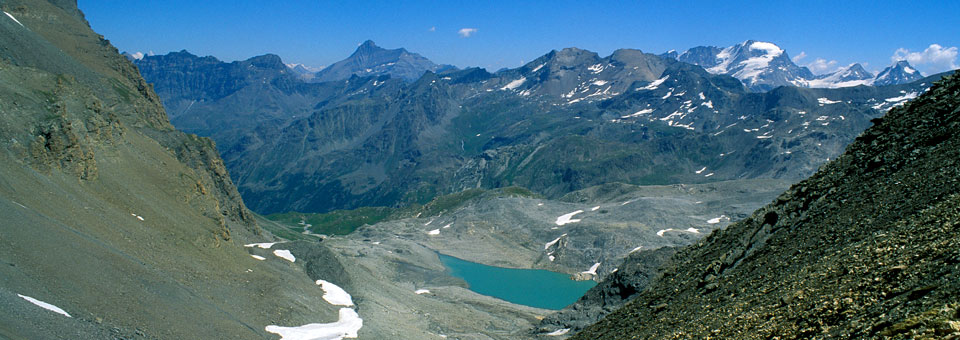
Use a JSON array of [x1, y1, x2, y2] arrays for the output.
[[273, 249, 296, 262], [581, 262, 601, 275], [265, 308, 362, 340], [3, 11, 24, 27], [501, 77, 527, 90], [639, 76, 669, 90], [544, 234, 568, 250], [17, 294, 71, 317], [316, 280, 354, 306], [555, 210, 584, 226]]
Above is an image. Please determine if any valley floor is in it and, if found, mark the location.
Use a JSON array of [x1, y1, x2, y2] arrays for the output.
[[257, 179, 791, 339]]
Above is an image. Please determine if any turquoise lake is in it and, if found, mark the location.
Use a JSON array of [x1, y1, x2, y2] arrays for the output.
[[438, 253, 597, 310]]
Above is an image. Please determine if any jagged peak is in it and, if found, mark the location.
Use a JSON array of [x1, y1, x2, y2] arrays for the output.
[[847, 62, 867, 71], [172, 49, 199, 57], [891, 60, 919, 73], [352, 39, 390, 56], [876, 60, 924, 84]]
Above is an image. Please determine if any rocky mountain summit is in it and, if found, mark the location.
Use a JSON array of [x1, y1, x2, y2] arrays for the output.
[[573, 71, 960, 339], [675, 40, 814, 91], [313, 40, 453, 82], [806, 63, 876, 88], [875, 60, 925, 86]]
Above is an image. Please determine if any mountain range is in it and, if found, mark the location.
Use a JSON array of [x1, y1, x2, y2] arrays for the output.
[[132, 42, 945, 214], [665, 40, 925, 91]]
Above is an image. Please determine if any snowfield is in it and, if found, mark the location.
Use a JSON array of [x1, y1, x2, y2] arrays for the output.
[[265, 308, 362, 340], [316, 280, 354, 306], [245, 242, 277, 249], [555, 210, 584, 226], [273, 249, 296, 262]]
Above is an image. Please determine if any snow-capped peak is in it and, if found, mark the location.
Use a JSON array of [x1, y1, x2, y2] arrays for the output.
[[874, 60, 924, 86], [703, 40, 799, 90], [805, 63, 875, 88], [285, 63, 323, 73]]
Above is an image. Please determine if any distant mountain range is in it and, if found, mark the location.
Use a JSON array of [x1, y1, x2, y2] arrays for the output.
[[285, 62, 323, 81], [664, 40, 925, 91], [131, 42, 945, 214]]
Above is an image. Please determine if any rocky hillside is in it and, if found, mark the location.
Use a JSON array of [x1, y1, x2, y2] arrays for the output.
[[0, 1, 354, 338], [573, 71, 960, 339], [534, 246, 678, 335]]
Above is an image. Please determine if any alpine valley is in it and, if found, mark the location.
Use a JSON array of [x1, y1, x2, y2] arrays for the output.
[[2, 1, 958, 340]]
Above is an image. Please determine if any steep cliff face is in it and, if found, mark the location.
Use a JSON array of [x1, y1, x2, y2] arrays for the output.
[[0, 1, 343, 338], [574, 72, 960, 339]]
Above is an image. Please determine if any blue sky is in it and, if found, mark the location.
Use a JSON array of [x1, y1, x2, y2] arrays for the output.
[[81, 0, 959, 75]]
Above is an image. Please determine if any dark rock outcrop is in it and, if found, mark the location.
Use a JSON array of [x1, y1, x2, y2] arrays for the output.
[[535, 247, 678, 334]]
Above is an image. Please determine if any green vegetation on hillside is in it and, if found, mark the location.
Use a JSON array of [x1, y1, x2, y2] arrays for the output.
[[265, 186, 541, 236], [267, 206, 397, 236]]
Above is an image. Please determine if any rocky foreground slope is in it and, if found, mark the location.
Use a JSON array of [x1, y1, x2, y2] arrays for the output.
[[0, 1, 355, 338], [573, 71, 960, 339]]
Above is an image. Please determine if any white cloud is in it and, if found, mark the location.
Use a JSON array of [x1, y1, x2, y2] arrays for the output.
[[805, 58, 840, 75], [428, 26, 436, 32], [892, 44, 959, 74], [458, 28, 477, 38], [792, 51, 807, 63]]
